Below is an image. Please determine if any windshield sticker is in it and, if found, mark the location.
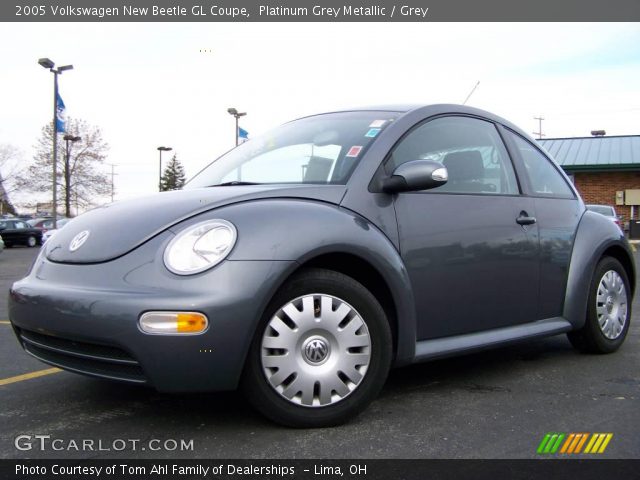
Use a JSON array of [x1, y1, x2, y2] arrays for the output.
[[369, 120, 386, 128], [365, 128, 381, 138], [346, 146, 363, 157]]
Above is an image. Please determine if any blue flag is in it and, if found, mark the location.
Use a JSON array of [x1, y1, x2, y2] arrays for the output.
[[238, 127, 249, 144], [55, 92, 66, 133]]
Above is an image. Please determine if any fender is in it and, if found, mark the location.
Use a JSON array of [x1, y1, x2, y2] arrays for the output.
[[563, 210, 635, 329], [185, 198, 418, 365]]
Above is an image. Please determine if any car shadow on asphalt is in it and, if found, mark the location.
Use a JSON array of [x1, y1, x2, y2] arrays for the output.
[[62, 334, 577, 429]]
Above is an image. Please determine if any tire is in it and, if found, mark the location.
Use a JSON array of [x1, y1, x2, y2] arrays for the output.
[[241, 268, 392, 427], [568, 256, 631, 354], [26, 236, 37, 248]]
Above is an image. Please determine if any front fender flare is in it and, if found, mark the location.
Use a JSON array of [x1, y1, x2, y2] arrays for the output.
[[193, 199, 417, 365]]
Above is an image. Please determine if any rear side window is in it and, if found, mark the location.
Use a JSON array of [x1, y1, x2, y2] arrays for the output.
[[387, 116, 519, 195], [508, 132, 574, 198]]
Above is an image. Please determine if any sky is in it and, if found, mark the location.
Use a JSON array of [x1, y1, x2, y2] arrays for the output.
[[0, 22, 639, 209]]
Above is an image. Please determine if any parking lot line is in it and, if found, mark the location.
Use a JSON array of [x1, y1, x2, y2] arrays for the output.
[[0, 368, 61, 386], [0, 320, 11, 325]]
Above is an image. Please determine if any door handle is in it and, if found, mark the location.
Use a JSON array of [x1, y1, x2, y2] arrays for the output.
[[516, 212, 537, 226]]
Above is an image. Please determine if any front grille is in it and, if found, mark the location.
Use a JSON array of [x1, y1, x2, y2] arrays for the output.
[[19, 328, 147, 384]]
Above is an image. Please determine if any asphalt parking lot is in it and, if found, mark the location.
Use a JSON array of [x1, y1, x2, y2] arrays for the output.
[[0, 247, 638, 459]]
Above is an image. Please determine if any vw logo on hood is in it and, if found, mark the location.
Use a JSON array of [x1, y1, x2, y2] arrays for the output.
[[69, 230, 90, 252]]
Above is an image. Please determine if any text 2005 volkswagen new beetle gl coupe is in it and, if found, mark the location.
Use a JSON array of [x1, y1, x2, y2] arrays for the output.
[[10, 105, 635, 427]]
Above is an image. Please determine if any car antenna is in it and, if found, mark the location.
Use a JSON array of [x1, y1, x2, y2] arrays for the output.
[[462, 80, 480, 105]]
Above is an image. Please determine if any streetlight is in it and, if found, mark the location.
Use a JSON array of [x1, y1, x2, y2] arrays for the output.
[[39, 57, 73, 229], [63, 135, 81, 216], [227, 107, 246, 146], [157, 146, 172, 191]]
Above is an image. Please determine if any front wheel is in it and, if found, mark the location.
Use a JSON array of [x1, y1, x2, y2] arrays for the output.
[[568, 256, 631, 353], [241, 268, 392, 427], [26, 236, 37, 248]]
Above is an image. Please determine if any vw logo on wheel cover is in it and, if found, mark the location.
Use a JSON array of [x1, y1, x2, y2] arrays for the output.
[[303, 337, 330, 364], [69, 230, 90, 252]]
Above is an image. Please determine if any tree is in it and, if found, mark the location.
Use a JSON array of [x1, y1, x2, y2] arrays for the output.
[[160, 153, 186, 191], [0, 144, 22, 215], [17, 118, 110, 217]]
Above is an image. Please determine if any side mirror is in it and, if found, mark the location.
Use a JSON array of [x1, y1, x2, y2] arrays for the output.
[[382, 160, 448, 193]]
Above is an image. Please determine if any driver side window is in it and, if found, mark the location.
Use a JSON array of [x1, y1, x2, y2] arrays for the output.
[[387, 116, 519, 195]]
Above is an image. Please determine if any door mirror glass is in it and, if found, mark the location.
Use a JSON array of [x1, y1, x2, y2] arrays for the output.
[[382, 160, 448, 193]]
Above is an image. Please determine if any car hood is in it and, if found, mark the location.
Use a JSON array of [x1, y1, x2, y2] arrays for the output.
[[45, 185, 346, 264]]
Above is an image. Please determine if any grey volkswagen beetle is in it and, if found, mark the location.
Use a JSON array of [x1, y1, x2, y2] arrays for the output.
[[9, 105, 634, 427]]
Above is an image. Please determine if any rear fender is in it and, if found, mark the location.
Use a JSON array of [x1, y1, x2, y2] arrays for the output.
[[563, 210, 635, 329]]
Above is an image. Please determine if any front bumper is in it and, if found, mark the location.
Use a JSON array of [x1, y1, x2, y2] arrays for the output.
[[9, 232, 296, 392]]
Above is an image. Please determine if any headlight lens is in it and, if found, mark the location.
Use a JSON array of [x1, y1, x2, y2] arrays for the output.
[[164, 219, 237, 275]]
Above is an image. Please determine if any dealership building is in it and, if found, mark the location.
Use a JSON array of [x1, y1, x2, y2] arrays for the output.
[[539, 135, 640, 226]]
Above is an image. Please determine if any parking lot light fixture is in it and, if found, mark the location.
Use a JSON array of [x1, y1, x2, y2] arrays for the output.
[[227, 107, 247, 146], [39, 57, 74, 229], [157, 146, 173, 192]]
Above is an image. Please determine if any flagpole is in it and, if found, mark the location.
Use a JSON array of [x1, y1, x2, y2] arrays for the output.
[[52, 72, 58, 229]]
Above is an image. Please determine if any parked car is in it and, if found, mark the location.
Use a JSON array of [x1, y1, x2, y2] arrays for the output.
[[41, 218, 72, 244], [28, 217, 68, 234], [9, 104, 634, 427], [0, 219, 43, 247], [586, 204, 623, 230]]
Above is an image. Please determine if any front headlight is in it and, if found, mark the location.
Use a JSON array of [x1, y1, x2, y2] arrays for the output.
[[164, 219, 237, 275]]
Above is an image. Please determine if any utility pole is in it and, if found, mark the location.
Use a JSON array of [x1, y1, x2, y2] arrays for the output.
[[107, 163, 118, 202], [533, 116, 545, 139]]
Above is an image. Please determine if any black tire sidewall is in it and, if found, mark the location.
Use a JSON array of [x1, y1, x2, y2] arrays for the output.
[[242, 268, 392, 427]]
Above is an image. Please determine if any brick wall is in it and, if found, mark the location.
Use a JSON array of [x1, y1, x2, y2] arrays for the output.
[[571, 171, 640, 222]]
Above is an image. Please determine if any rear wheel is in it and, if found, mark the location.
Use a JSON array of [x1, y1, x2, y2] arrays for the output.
[[241, 268, 392, 427], [568, 256, 631, 353], [26, 236, 37, 248]]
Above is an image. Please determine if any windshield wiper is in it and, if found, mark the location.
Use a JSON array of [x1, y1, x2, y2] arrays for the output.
[[210, 181, 262, 187]]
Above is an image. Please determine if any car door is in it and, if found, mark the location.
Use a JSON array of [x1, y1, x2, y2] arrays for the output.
[[388, 116, 540, 340], [502, 129, 582, 319]]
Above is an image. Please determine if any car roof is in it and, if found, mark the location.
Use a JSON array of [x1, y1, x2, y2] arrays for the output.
[[297, 104, 524, 133]]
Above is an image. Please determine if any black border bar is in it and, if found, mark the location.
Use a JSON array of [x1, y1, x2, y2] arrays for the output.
[[5, 459, 640, 480], [4, 0, 640, 22]]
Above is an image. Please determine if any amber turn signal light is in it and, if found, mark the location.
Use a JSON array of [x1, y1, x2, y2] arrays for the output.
[[139, 311, 208, 335]]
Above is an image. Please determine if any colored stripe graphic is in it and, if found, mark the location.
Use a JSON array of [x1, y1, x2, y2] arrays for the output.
[[539, 433, 613, 454], [584, 433, 613, 454], [537, 433, 565, 454]]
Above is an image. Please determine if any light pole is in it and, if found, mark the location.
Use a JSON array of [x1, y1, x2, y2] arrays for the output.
[[227, 107, 246, 146], [63, 134, 81, 217], [157, 146, 172, 191], [39, 57, 73, 229]]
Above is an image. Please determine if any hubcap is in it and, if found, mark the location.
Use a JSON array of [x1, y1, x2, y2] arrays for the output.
[[261, 294, 371, 407], [596, 270, 627, 340]]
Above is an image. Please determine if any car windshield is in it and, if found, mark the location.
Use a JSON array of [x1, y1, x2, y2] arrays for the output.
[[587, 205, 615, 217], [186, 111, 399, 188]]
